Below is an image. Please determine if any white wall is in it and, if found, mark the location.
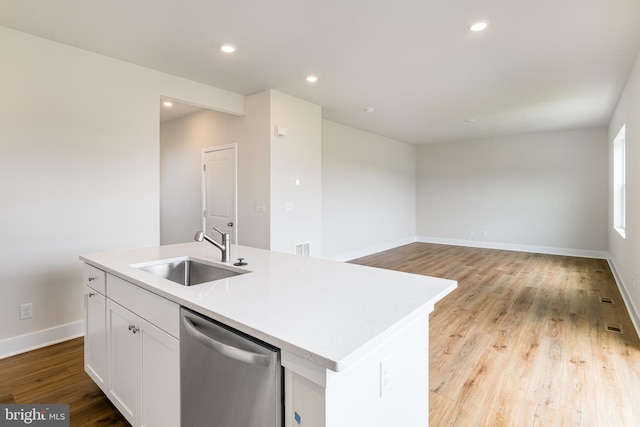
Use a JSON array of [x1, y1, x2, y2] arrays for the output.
[[416, 128, 609, 256], [159, 92, 274, 251], [269, 91, 323, 256], [236, 91, 272, 250], [1, 23, 625, 356], [0, 26, 244, 356], [159, 90, 323, 255], [161, 91, 274, 251], [609, 49, 640, 330], [322, 121, 417, 261], [160, 109, 241, 245]]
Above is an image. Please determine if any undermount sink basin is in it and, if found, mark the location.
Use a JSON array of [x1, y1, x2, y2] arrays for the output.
[[134, 257, 247, 286]]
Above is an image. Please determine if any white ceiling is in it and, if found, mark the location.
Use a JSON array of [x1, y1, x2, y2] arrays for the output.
[[2, 0, 639, 144]]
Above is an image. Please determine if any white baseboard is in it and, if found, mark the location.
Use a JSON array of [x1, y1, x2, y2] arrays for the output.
[[607, 258, 640, 339], [416, 236, 609, 259], [326, 237, 417, 262], [0, 320, 84, 360]]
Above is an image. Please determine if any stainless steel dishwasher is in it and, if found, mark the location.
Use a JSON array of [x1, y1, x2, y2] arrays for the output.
[[180, 307, 283, 427]]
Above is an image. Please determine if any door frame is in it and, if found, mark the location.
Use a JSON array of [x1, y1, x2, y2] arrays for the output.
[[201, 143, 238, 244]]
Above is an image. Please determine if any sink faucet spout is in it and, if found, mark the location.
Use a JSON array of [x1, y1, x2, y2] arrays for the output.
[[194, 228, 231, 263]]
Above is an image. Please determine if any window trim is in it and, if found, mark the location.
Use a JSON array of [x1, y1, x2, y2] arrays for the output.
[[613, 124, 626, 239]]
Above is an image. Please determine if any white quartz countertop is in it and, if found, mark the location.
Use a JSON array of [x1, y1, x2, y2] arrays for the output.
[[80, 242, 456, 372]]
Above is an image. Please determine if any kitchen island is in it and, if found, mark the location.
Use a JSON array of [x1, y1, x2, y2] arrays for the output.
[[81, 242, 456, 427]]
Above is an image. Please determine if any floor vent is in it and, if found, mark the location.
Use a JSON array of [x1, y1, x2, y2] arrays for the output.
[[595, 270, 604, 274], [605, 322, 623, 334], [601, 297, 614, 304]]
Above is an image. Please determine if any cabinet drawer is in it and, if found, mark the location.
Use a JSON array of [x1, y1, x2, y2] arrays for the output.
[[107, 274, 180, 338], [84, 264, 106, 294]]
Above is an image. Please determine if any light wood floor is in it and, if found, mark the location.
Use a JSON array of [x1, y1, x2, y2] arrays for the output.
[[2, 243, 639, 426], [351, 243, 640, 427]]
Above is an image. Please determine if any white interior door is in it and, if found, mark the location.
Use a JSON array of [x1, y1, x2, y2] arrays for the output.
[[202, 144, 237, 244]]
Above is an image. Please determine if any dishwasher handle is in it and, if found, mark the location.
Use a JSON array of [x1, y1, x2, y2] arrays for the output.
[[182, 316, 270, 367]]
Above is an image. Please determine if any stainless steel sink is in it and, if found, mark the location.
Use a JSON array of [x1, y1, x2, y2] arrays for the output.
[[134, 257, 247, 286]]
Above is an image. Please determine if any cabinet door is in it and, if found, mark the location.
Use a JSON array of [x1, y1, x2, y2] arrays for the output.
[[140, 320, 180, 427], [107, 300, 139, 426], [84, 285, 107, 391]]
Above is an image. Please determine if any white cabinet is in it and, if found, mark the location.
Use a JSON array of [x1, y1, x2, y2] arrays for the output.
[[106, 274, 180, 427], [140, 313, 180, 427], [83, 264, 180, 427], [84, 264, 107, 392], [106, 300, 138, 423], [106, 299, 180, 427]]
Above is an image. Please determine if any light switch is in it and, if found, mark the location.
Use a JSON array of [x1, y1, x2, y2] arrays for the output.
[[275, 125, 287, 137]]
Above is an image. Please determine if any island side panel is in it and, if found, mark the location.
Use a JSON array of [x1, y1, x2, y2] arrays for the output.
[[284, 313, 429, 427]]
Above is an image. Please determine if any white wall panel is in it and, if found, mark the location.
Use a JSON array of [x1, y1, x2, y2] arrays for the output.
[[322, 121, 416, 261], [416, 128, 608, 253], [269, 91, 322, 257], [0, 26, 243, 352], [609, 49, 640, 332], [160, 110, 241, 245]]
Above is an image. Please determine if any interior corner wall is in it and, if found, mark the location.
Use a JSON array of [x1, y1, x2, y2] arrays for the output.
[[236, 91, 272, 250], [269, 90, 322, 257], [321, 120, 417, 261], [608, 49, 640, 328], [0, 26, 244, 355], [416, 128, 609, 255], [160, 110, 242, 245]]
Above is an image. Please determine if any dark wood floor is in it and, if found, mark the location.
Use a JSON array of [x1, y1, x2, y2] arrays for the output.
[[352, 243, 640, 426], [0, 337, 129, 426], [2, 243, 639, 426]]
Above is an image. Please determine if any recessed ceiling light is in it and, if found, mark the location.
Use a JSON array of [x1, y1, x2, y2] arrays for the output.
[[469, 21, 489, 32], [365, 107, 375, 113], [306, 75, 318, 83], [220, 44, 237, 53], [162, 101, 174, 107]]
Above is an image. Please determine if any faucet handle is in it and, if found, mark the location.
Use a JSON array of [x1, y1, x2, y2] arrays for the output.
[[212, 227, 230, 240]]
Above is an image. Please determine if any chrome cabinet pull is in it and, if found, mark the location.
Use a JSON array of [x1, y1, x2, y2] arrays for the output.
[[88, 292, 95, 297], [128, 325, 139, 334], [88, 276, 98, 282]]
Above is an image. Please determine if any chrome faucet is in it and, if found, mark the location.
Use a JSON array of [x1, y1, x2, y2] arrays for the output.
[[194, 228, 231, 263]]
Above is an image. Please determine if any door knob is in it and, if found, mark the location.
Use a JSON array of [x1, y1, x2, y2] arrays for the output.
[[227, 222, 234, 227]]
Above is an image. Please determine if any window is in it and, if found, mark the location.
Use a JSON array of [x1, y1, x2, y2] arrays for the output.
[[613, 124, 626, 238]]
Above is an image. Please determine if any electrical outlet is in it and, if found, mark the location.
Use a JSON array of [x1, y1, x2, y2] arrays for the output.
[[20, 303, 33, 320], [380, 355, 392, 397]]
